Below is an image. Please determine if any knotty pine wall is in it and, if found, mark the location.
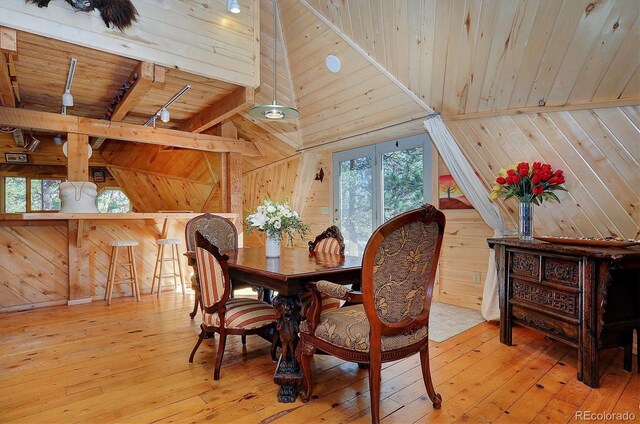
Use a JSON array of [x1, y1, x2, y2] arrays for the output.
[[100, 141, 225, 213], [0, 217, 191, 312], [0, 0, 260, 87], [446, 106, 640, 240]]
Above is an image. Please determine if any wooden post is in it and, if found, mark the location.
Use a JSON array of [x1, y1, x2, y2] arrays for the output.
[[67, 133, 89, 181]]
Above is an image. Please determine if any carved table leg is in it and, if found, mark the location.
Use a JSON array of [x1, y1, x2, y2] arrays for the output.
[[272, 294, 303, 403]]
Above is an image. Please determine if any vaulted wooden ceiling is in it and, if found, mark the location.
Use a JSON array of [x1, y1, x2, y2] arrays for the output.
[[1, 0, 638, 173]]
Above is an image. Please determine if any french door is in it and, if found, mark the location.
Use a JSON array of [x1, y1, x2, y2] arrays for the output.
[[332, 134, 432, 256]]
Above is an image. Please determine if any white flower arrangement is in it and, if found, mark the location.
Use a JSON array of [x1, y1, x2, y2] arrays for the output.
[[246, 199, 310, 244]]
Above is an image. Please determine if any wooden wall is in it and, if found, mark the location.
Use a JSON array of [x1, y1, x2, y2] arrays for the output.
[[0, 217, 194, 312], [0, 0, 260, 87], [100, 141, 225, 213], [447, 106, 640, 239]]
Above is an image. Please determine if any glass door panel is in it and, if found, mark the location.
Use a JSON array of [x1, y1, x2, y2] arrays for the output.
[[333, 148, 375, 256], [381, 146, 424, 222]]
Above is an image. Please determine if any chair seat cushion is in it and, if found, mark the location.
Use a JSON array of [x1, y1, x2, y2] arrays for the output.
[[299, 304, 428, 352], [203, 298, 277, 330], [299, 291, 342, 318]]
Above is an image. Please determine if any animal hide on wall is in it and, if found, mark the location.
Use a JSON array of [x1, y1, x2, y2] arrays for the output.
[[25, 0, 138, 31]]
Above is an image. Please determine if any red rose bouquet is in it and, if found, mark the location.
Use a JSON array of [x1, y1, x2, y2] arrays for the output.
[[489, 161, 567, 204]]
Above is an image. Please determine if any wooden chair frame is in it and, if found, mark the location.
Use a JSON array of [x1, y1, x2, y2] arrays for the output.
[[188, 231, 278, 380], [185, 213, 239, 319], [297, 204, 446, 424], [308, 225, 345, 255]]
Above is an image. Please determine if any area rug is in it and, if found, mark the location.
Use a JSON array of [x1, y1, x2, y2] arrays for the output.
[[428, 302, 485, 342]]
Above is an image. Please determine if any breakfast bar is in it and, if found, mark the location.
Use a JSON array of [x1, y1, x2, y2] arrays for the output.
[[0, 212, 240, 312]]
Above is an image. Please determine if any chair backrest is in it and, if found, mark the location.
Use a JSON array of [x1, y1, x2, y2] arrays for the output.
[[186, 213, 238, 252], [195, 231, 231, 309], [308, 225, 345, 255], [361, 204, 445, 339]]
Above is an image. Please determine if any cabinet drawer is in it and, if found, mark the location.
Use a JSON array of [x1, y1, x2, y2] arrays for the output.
[[510, 251, 540, 279], [543, 257, 580, 288], [512, 304, 578, 346], [511, 279, 579, 318]]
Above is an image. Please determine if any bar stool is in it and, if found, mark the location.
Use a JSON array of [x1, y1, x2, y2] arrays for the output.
[[151, 238, 186, 297], [105, 240, 140, 305]]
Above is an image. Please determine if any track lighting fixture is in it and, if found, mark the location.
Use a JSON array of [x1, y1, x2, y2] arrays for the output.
[[25, 134, 41, 152], [62, 58, 77, 107], [144, 85, 191, 126]]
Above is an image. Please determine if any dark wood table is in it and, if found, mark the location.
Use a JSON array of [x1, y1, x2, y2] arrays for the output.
[[488, 237, 640, 387], [188, 247, 362, 402]]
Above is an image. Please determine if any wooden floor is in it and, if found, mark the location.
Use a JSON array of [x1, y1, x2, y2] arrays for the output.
[[0, 292, 637, 424]]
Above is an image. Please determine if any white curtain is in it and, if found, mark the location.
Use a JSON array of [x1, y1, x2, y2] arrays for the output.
[[424, 115, 506, 321]]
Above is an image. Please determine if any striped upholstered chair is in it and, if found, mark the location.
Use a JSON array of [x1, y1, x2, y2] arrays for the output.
[[300, 225, 348, 318], [188, 231, 278, 380]]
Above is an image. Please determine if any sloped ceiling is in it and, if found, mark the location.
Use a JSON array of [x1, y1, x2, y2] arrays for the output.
[[280, 0, 639, 239]]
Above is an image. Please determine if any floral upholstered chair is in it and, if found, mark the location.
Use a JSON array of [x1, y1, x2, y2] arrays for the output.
[[300, 225, 348, 318], [188, 231, 278, 380], [185, 213, 253, 319], [297, 204, 446, 424]]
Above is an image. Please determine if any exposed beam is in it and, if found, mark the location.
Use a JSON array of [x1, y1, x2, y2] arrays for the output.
[[0, 53, 14, 107], [67, 133, 89, 181], [180, 86, 254, 133], [90, 137, 106, 150], [110, 62, 159, 122], [0, 27, 16, 52], [0, 107, 261, 156], [442, 98, 640, 121]]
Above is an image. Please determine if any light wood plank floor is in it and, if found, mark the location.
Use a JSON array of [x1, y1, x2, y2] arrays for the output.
[[0, 292, 637, 423]]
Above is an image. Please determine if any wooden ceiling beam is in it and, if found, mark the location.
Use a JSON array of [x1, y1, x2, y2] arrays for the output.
[[442, 98, 640, 121], [93, 61, 165, 150], [180, 86, 254, 133], [0, 28, 16, 108], [0, 106, 261, 156]]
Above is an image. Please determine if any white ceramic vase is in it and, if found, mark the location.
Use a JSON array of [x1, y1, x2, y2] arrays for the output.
[[265, 234, 281, 258]]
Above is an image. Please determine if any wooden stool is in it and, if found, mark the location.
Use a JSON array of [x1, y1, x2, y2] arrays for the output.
[[151, 238, 186, 298], [105, 240, 140, 305]]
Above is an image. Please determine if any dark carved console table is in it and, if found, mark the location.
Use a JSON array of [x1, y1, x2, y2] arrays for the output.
[[487, 238, 640, 388]]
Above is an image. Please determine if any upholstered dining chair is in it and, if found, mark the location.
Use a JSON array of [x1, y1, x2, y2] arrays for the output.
[[300, 225, 348, 318], [185, 213, 251, 319], [297, 204, 446, 424], [188, 231, 278, 380]]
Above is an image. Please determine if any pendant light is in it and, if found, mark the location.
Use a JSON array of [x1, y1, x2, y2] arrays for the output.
[[248, 0, 299, 121]]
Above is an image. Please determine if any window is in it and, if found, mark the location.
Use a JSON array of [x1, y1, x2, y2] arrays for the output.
[[97, 188, 131, 213], [332, 134, 432, 256], [3, 177, 62, 213]]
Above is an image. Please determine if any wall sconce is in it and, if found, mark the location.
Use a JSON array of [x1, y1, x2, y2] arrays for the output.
[[315, 167, 324, 183]]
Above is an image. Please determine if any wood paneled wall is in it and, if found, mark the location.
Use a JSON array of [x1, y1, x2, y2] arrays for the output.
[[306, 0, 640, 116], [100, 141, 225, 213], [0, 217, 193, 312], [0, 0, 260, 87], [447, 106, 640, 239]]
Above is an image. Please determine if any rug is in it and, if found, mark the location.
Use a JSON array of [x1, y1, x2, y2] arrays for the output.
[[428, 302, 485, 342]]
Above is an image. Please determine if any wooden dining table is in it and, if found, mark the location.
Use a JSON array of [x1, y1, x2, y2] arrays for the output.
[[187, 247, 362, 402]]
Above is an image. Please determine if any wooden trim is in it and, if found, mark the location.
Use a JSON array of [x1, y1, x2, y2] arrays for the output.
[[179, 86, 254, 133], [110, 61, 157, 122], [0, 107, 261, 156], [442, 98, 640, 121]]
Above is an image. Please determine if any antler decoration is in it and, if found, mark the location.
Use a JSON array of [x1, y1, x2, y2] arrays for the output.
[[26, 0, 138, 31]]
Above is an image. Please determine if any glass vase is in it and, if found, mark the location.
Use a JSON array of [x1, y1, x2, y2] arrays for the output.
[[519, 202, 534, 241], [265, 234, 281, 258]]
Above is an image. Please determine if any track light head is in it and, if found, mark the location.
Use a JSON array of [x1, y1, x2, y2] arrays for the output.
[[160, 108, 170, 123], [62, 91, 74, 107]]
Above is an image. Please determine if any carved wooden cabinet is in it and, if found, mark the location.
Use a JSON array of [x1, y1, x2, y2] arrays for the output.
[[488, 238, 640, 388]]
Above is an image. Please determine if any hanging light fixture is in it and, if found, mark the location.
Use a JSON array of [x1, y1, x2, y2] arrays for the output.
[[62, 58, 77, 107], [248, 0, 299, 121]]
